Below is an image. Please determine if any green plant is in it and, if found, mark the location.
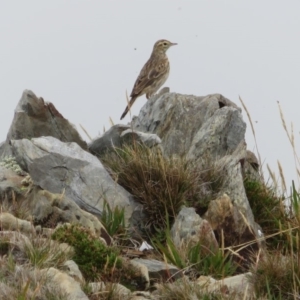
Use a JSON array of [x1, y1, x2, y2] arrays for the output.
[[153, 229, 236, 281], [52, 224, 121, 281], [250, 182, 300, 299], [153, 233, 186, 270], [51, 224, 143, 289], [192, 247, 236, 279], [101, 200, 127, 238], [244, 178, 288, 249]]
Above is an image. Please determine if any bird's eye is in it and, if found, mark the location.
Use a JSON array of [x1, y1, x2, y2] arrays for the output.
[[163, 43, 167, 46]]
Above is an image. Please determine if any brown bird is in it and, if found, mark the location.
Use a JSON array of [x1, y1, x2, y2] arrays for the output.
[[120, 39, 177, 120]]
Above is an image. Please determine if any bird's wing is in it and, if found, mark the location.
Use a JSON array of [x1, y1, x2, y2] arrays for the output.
[[130, 57, 169, 98]]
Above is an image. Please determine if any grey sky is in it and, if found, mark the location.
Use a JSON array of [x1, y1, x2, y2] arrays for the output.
[[1, 1, 300, 188]]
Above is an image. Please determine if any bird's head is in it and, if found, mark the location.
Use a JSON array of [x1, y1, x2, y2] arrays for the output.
[[153, 39, 177, 54]]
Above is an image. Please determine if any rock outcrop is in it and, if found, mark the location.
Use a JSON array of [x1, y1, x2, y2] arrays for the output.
[[0, 90, 87, 159], [11, 136, 137, 222], [0, 89, 263, 299]]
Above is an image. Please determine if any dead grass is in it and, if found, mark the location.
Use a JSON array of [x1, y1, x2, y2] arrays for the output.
[[100, 143, 223, 239]]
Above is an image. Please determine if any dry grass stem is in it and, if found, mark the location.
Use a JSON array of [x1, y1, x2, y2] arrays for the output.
[[79, 123, 92, 141]]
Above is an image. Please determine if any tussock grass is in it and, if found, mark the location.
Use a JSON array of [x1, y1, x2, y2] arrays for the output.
[[0, 234, 71, 299], [153, 277, 240, 300], [100, 143, 223, 238], [0, 256, 68, 300]]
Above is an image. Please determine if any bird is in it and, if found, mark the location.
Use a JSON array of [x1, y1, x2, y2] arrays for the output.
[[120, 39, 177, 120]]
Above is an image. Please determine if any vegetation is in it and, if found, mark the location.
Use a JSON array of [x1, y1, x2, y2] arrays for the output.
[[100, 143, 222, 239], [154, 232, 237, 280], [0, 234, 71, 299], [51, 224, 142, 289], [240, 97, 300, 299]]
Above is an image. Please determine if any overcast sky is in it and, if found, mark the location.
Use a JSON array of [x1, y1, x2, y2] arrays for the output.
[[1, 1, 300, 189]]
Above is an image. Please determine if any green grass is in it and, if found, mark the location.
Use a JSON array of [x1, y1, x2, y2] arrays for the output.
[[153, 230, 236, 281]]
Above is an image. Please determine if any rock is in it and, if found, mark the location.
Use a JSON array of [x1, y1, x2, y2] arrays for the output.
[[26, 187, 112, 244], [0, 165, 25, 199], [171, 207, 218, 254], [62, 260, 84, 282], [39, 267, 88, 300], [0, 212, 33, 234], [241, 150, 262, 182], [0, 90, 87, 159], [109, 283, 131, 297], [214, 142, 263, 241], [89, 124, 161, 157], [186, 106, 246, 160], [89, 124, 130, 156], [197, 273, 253, 297], [11, 136, 137, 223], [204, 194, 261, 266], [120, 129, 161, 148], [131, 93, 243, 158], [129, 259, 150, 290], [132, 258, 182, 281]]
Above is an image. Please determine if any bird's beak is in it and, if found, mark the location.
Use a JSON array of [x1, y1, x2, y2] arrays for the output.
[[171, 42, 178, 46]]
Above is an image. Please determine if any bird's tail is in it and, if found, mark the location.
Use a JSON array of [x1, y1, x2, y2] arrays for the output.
[[120, 96, 137, 120]]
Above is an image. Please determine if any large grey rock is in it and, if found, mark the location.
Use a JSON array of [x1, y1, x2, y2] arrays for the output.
[[186, 106, 246, 161], [11, 136, 138, 222], [0, 90, 87, 159], [213, 141, 263, 244], [26, 187, 112, 244], [89, 124, 161, 157], [131, 93, 244, 158]]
